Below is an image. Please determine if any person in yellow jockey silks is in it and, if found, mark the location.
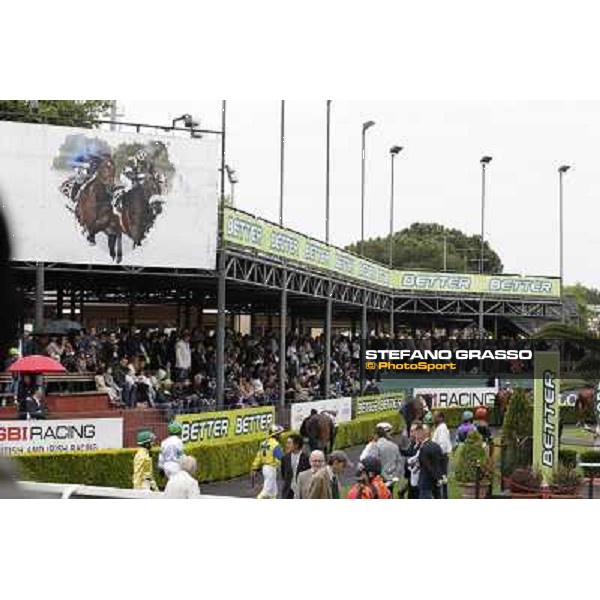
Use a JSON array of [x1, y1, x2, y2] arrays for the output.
[[133, 429, 158, 491], [251, 424, 285, 499]]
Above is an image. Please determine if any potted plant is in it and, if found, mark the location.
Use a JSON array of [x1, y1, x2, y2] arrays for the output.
[[506, 467, 542, 499], [579, 450, 600, 499], [549, 464, 583, 498], [454, 430, 494, 499]]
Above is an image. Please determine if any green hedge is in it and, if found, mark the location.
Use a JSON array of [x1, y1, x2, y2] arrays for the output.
[[14, 410, 405, 490]]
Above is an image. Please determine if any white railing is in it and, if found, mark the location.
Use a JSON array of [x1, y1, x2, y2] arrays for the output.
[[17, 481, 235, 499]]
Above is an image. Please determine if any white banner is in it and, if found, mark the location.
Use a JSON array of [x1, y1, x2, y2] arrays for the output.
[[290, 398, 352, 432], [0, 121, 218, 269], [0, 418, 123, 455], [413, 387, 497, 409]]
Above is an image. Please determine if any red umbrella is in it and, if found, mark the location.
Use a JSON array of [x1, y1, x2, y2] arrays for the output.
[[7, 355, 66, 374]]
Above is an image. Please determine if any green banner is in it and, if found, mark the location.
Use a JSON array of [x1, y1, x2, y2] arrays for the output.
[[176, 406, 275, 445], [224, 208, 560, 297], [354, 392, 407, 417], [532, 352, 560, 483]]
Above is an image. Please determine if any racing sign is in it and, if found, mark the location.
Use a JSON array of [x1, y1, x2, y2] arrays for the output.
[[413, 387, 497, 409], [290, 398, 352, 432], [176, 406, 275, 445], [532, 352, 560, 483], [0, 418, 123, 455]]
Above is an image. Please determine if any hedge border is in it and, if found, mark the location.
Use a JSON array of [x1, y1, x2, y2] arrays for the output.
[[14, 410, 405, 489]]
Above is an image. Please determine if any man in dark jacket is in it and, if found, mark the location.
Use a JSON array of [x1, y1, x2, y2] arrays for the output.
[[280, 434, 310, 499], [416, 424, 444, 499]]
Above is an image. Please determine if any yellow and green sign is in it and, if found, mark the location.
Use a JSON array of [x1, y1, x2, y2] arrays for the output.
[[354, 392, 408, 417], [176, 406, 275, 445], [532, 352, 560, 483], [223, 208, 560, 298]]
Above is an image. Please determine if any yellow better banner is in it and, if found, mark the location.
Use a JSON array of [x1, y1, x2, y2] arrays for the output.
[[532, 352, 560, 483], [223, 208, 560, 297], [176, 406, 275, 445]]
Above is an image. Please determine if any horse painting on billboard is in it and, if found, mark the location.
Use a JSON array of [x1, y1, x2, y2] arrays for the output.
[[54, 135, 175, 263]]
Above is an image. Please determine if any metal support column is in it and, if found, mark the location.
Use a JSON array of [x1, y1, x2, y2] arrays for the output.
[[216, 100, 227, 408], [70, 286, 76, 320], [324, 291, 332, 398], [56, 287, 63, 319], [360, 298, 367, 394], [279, 269, 287, 407], [35, 262, 44, 331]]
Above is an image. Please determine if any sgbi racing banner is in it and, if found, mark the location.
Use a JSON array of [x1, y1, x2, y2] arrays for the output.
[[532, 352, 560, 483], [413, 387, 497, 409], [0, 121, 218, 269], [223, 208, 559, 297], [290, 398, 352, 432], [0, 418, 123, 455], [355, 392, 407, 417], [176, 406, 275, 445]]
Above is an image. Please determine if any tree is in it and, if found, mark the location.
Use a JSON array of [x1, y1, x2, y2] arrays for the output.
[[0, 100, 112, 128], [345, 222, 503, 273], [501, 387, 533, 477]]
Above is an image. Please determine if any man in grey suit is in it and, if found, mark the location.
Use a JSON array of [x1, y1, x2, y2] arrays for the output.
[[296, 450, 325, 499]]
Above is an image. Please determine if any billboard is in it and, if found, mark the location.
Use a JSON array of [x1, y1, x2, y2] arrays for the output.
[[290, 397, 352, 432], [413, 387, 498, 409], [176, 406, 275, 445], [0, 418, 123, 455], [0, 121, 218, 269], [223, 208, 560, 297], [354, 392, 407, 417]]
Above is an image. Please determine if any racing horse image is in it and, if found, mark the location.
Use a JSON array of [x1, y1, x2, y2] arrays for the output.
[[119, 170, 163, 248], [74, 156, 123, 263]]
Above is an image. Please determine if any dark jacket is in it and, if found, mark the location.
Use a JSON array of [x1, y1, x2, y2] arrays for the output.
[[23, 395, 48, 420], [280, 451, 310, 499], [418, 440, 444, 487]]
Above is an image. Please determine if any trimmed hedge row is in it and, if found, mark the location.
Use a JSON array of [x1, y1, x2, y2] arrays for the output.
[[14, 410, 405, 490]]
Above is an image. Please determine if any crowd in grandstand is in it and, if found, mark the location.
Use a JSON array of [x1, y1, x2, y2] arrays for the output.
[[3, 325, 534, 417]]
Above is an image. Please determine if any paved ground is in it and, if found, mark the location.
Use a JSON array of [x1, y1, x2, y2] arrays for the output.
[[201, 435, 403, 498]]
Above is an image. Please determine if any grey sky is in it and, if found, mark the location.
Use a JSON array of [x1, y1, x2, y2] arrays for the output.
[[121, 100, 599, 287]]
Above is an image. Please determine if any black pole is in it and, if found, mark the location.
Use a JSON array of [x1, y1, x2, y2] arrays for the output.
[[325, 100, 331, 244], [216, 100, 227, 408], [279, 100, 287, 407], [35, 262, 44, 331], [324, 100, 332, 399]]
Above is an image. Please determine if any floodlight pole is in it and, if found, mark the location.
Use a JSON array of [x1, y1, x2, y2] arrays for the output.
[[324, 100, 332, 399], [279, 100, 287, 408], [216, 100, 227, 408]]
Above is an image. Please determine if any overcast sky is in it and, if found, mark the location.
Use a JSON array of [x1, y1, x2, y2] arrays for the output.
[[120, 100, 599, 288]]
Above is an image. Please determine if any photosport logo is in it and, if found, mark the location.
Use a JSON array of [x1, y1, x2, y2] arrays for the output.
[[363, 345, 534, 379]]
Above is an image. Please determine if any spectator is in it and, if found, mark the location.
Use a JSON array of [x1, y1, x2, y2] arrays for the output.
[[401, 422, 422, 499], [24, 386, 48, 420], [164, 455, 201, 499], [280, 433, 310, 499], [415, 424, 445, 499], [175, 331, 192, 382], [296, 450, 325, 499], [308, 450, 350, 499], [359, 422, 402, 497], [432, 411, 452, 499]]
